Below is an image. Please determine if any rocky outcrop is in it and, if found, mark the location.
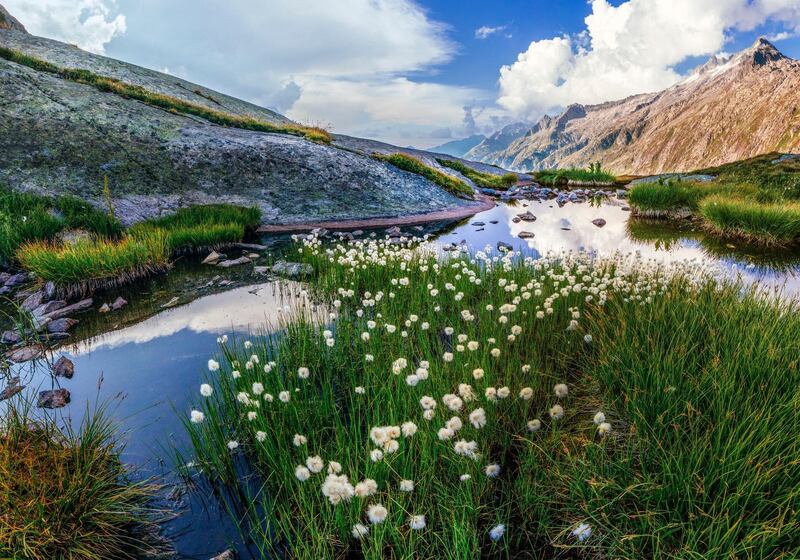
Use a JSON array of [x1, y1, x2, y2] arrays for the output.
[[0, 22, 492, 226], [0, 4, 25, 32], [467, 39, 800, 174]]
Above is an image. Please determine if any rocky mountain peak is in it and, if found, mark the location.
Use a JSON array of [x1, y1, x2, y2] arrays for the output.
[[745, 37, 786, 66], [0, 3, 27, 33]]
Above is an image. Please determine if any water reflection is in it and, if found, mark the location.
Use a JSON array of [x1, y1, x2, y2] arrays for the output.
[[436, 199, 800, 296]]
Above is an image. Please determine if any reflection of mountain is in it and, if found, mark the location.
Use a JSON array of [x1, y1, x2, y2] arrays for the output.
[[466, 39, 800, 174], [67, 282, 314, 354]]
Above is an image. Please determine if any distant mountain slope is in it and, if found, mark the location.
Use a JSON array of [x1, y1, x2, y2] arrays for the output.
[[466, 39, 800, 174], [0, 7, 503, 226], [428, 134, 485, 157]]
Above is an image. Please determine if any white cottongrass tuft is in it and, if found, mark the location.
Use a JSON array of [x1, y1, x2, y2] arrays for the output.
[[355, 479, 378, 497], [367, 503, 388, 524], [597, 422, 612, 436], [190, 410, 205, 423], [489, 523, 505, 541], [554, 383, 569, 398], [527, 419, 542, 432], [549, 404, 564, 420], [306, 455, 324, 473], [200, 384, 213, 397], [408, 514, 426, 530], [295, 465, 311, 481], [227, 440, 239, 450], [321, 473, 355, 505], [399, 479, 414, 492], [593, 411, 606, 425], [572, 522, 592, 541], [208, 359, 220, 372], [469, 408, 487, 429], [485, 463, 501, 478], [293, 434, 307, 447], [298, 367, 310, 379], [351, 523, 369, 539]]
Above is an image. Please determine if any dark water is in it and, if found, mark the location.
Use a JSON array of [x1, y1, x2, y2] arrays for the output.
[[3, 199, 799, 558]]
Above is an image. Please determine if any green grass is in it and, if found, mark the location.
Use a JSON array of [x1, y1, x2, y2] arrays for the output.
[[628, 153, 800, 245], [179, 235, 800, 558], [436, 159, 518, 191], [17, 230, 170, 287], [0, 186, 122, 265], [373, 153, 474, 198], [15, 203, 261, 290], [534, 163, 616, 186], [0, 402, 160, 560], [0, 46, 331, 144], [699, 195, 800, 245]]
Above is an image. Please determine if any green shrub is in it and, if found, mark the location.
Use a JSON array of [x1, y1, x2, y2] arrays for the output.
[[699, 195, 800, 245], [436, 159, 518, 190], [373, 153, 473, 198]]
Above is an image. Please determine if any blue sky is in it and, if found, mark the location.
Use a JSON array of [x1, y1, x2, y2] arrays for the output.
[[7, 0, 800, 147]]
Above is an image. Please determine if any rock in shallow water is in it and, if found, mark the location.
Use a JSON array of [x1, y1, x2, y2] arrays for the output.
[[217, 256, 251, 268], [1, 330, 21, 345], [518, 231, 535, 239], [47, 318, 78, 333], [111, 296, 128, 310], [38, 388, 71, 409], [592, 218, 607, 227], [202, 251, 222, 264], [6, 346, 43, 363], [43, 298, 93, 321], [52, 356, 75, 378], [0, 378, 24, 402]]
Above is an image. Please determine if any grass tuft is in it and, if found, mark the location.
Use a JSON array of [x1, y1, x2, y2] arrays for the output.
[[698, 195, 800, 245], [436, 159, 518, 191], [0, 402, 160, 560], [373, 153, 474, 198], [534, 163, 616, 186]]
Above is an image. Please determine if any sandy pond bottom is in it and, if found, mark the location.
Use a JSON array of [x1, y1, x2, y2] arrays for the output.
[[4, 199, 800, 558]]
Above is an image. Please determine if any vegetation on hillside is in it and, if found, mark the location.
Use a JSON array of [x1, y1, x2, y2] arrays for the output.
[[629, 153, 800, 245], [373, 153, 474, 198], [534, 162, 617, 186], [0, 402, 160, 560], [180, 234, 800, 558], [0, 46, 330, 143], [436, 159, 518, 191]]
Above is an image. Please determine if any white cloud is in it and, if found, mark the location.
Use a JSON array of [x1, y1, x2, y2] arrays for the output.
[[475, 25, 507, 39], [498, 0, 800, 118], [17, 0, 488, 147], [766, 30, 796, 41], [5, 0, 125, 54]]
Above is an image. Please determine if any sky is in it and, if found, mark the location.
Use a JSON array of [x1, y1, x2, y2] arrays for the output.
[[6, 0, 800, 148]]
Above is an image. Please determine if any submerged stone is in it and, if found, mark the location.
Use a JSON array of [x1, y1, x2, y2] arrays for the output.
[[592, 218, 607, 227], [272, 261, 313, 278], [0, 378, 24, 402], [6, 346, 43, 363], [38, 388, 71, 409], [1, 330, 21, 345], [52, 356, 75, 378], [217, 256, 251, 268], [111, 296, 128, 310], [518, 231, 535, 239], [43, 298, 93, 321], [47, 318, 78, 333]]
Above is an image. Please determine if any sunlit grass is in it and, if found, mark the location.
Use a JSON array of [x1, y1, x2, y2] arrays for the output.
[[373, 153, 474, 198], [0, 402, 160, 560], [534, 164, 616, 185], [699, 195, 800, 245], [436, 159, 518, 191], [179, 234, 800, 558]]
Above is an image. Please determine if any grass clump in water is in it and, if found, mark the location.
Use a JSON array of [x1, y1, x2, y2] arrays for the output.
[[178, 233, 800, 558], [373, 153, 474, 198], [436, 159, 518, 190], [534, 162, 616, 185], [0, 403, 160, 560], [699, 195, 800, 245], [0, 46, 331, 144]]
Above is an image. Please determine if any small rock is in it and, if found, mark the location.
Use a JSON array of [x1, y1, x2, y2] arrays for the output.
[[38, 388, 71, 409], [511, 217, 521, 223], [386, 226, 402, 236], [99, 303, 111, 313], [246, 253, 260, 259], [21, 291, 44, 312], [0, 272, 9, 284], [272, 261, 313, 278], [0, 378, 24, 402], [591, 218, 607, 227], [516, 211, 537, 222], [518, 231, 535, 239], [52, 356, 75, 378], [43, 298, 93, 321], [489, 220, 499, 224], [472, 221, 485, 226], [210, 550, 236, 560], [111, 296, 128, 310], [497, 242, 513, 252], [32, 300, 67, 317], [217, 257, 251, 268], [6, 346, 43, 363], [253, 266, 269, 274], [202, 251, 222, 264], [43, 281, 57, 301], [161, 296, 180, 308], [47, 318, 78, 333], [41, 332, 70, 342], [621, 206, 631, 211], [4, 272, 28, 287], [351, 230, 364, 236], [1, 330, 21, 345]]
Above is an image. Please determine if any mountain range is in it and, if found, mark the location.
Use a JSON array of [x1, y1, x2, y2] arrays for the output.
[[463, 38, 800, 174]]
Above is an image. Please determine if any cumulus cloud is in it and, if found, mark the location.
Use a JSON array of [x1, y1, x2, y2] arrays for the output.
[[498, 0, 800, 118], [5, 0, 126, 54], [475, 25, 507, 39]]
